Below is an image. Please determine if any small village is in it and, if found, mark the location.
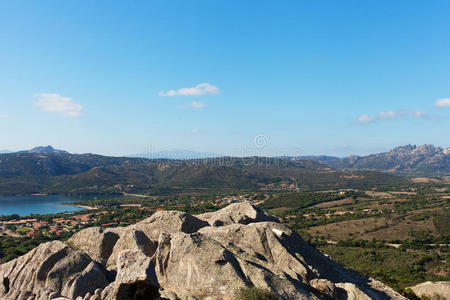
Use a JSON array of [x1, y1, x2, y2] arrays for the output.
[[0, 193, 263, 239], [0, 211, 111, 238]]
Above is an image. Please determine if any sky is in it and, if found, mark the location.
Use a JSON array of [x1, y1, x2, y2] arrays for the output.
[[0, 0, 449, 157]]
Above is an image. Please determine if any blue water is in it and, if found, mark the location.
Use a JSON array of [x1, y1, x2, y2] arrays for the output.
[[0, 194, 124, 216]]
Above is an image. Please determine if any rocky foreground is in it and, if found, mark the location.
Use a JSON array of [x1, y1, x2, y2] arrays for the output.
[[0, 202, 408, 300]]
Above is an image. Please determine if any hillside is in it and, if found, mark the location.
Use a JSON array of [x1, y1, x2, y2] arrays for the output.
[[0, 149, 410, 195], [0, 202, 407, 300], [297, 145, 450, 176]]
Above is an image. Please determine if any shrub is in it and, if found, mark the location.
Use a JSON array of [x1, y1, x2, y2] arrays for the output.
[[235, 286, 279, 300]]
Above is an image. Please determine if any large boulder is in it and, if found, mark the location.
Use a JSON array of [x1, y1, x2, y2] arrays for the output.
[[153, 232, 251, 299], [196, 201, 279, 226], [0, 241, 109, 300], [105, 211, 208, 271], [45, 250, 93, 294], [64, 262, 108, 299], [198, 222, 406, 300], [106, 227, 156, 271], [152, 231, 316, 300], [408, 281, 450, 299], [114, 250, 159, 300], [335, 282, 372, 300], [67, 227, 120, 265], [0, 241, 69, 299], [198, 222, 313, 281], [135, 210, 209, 241]]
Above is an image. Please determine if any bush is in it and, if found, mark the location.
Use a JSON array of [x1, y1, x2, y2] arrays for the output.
[[401, 288, 419, 299], [235, 287, 279, 300]]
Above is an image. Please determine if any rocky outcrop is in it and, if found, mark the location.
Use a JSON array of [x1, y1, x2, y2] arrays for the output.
[[197, 201, 279, 226], [0, 241, 109, 300], [114, 250, 159, 299], [0, 201, 409, 300], [106, 227, 156, 271], [67, 227, 120, 265], [408, 281, 450, 299]]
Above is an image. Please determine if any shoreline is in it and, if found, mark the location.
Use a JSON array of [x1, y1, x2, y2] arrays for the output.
[[58, 203, 97, 210], [72, 204, 97, 210], [122, 192, 149, 198]]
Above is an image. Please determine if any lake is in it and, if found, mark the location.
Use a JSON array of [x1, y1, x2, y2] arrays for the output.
[[0, 194, 125, 216]]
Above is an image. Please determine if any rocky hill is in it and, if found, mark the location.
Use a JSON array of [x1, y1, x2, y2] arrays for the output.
[[298, 145, 450, 176], [0, 202, 407, 300], [17, 145, 69, 154]]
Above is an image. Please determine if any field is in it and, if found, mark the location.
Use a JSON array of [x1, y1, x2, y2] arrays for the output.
[[260, 184, 450, 294]]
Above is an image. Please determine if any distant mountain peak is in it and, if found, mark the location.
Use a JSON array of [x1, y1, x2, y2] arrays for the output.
[[25, 145, 68, 154], [391, 144, 441, 153], [326, 144, 449, 176]]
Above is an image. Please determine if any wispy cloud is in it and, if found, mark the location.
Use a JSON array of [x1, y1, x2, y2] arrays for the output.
[[34, 93, 83, 117], [0, 114, 8, 119], [186, 129, 204, 134], [435, 98, 450, 108], [182, 101, 206, 109], [158, 83, 219, 97], [357, 110, 431, 124]]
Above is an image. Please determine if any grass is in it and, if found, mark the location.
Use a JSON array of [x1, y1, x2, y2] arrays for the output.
[[317, 244, 449, 292], [16, 227, 33, 233]]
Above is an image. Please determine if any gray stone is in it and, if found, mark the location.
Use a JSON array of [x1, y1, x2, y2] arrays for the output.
[[67, 227, 120, 265], [135, 210, 209, 241], [64, 262, 108, 299], [309, 279, 336, 298], [106, 227, 156, 270], [159, 289, 179, 300], [196, 201, 279, 226], [408, 281, 450, 299], [114, 250, 159, 300]]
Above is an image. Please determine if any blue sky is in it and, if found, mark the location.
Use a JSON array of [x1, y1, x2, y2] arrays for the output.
[[0, 0, 449, 156]]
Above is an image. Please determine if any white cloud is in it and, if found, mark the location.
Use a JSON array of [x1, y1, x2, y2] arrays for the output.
[[357, 114, 375, 123], [435, 98, 450, 108], [378, 110, 398, 119], [183, 101, 206, 109], [0, 114, 8, 119], [357, 110, 431, 124], [158, 83, 219, 97], [34, 93, 83, 117]]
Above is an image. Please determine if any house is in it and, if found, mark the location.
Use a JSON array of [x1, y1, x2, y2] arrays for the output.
[[33, 222, 47, 230], [27, 230, 38, 238], [49, 225, 59, 233]]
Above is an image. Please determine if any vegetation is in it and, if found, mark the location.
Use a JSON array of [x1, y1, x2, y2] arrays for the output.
[[235, 286, 279, 300], [317, 243, 449, 293], [0, 152, 410, 195], [0, 234, 55, 263]]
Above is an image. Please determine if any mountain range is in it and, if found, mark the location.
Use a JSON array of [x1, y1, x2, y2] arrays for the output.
[[0, 144, 447, 195], [0, 146, 408, 195], [297, 144, 450, 176]]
